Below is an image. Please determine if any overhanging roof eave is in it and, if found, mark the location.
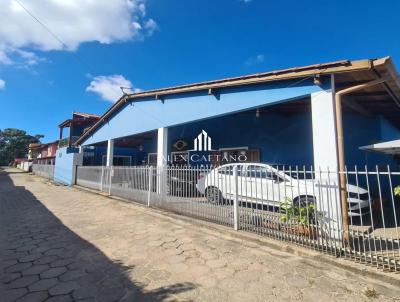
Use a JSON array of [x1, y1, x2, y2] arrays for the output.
[[75, 57, 397, 146]]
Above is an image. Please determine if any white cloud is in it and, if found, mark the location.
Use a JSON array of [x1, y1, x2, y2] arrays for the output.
[[245, 54, 265, 66], [0, 0, 157, 64], [86, 75, 141, 102], [0, 48, 12, 65], [144, 19, 158, 36], [0, 46, 44, 68], [0, 79, 5, 90], [14, 49, 43, 66]]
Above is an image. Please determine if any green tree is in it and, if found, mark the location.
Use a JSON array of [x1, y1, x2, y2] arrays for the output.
[[0, 128, 44, 166]]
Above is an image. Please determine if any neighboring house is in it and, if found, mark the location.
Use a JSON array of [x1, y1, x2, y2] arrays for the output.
[[58, 112, 101, 148], [54, 112, 101, 185], [29, 141, 58, 165], [28, 143, 42, 161], [13, 158, 29, 170]]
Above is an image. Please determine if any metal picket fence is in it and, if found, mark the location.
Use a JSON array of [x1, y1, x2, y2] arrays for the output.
[[75, 164, 400, 272], [32, 164, 55, 180]]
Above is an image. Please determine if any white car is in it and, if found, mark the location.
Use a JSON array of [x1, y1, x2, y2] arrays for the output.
[[196, 163, 371, 218]]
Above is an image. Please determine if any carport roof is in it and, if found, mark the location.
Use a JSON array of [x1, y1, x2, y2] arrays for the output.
[[76, 57, 400, 145], [360, 139, 400, 155]]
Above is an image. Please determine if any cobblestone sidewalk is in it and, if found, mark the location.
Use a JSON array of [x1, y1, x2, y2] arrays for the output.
[[0, 168, 399, 302]]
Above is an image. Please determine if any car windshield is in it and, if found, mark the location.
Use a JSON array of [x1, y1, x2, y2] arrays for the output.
[[283, 171, 314, 179], [245, 165, 284, 182], [216, 165, 315, 180], [218, 166, 234, 175]]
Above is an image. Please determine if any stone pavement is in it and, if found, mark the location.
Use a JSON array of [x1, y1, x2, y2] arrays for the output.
[[0, 168, 399, 302]]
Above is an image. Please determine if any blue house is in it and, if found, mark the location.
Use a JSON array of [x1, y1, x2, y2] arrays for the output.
[[37, 57, 400, 269], [33, 57, 399, 243], [73, 57, 400, 173], [48, 57, 400, 210]]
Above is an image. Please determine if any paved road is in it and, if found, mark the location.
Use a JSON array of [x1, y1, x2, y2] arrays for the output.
[[0, 168, 399, 302]]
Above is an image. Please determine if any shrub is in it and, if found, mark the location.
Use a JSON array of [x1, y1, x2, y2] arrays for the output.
[[280, 198, 317, 225], [395, 186, 400, 197]]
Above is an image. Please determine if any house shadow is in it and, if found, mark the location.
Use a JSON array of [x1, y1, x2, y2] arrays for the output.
[[0, 168, 196, 301]]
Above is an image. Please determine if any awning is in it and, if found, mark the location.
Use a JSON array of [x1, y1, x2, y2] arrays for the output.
[[359, 139, 400, 155]]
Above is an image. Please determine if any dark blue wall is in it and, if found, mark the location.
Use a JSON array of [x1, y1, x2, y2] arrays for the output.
[[168, 109, 314, 166], [90, 146, 139, 166], [71, 124, 86, 137], [343, 114, 400, 169]]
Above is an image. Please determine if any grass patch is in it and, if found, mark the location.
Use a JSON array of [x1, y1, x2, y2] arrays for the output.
[[364, 287, 378, 298]]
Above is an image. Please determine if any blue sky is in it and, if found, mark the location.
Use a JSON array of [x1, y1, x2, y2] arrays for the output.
[[0, 0, 399, 142]]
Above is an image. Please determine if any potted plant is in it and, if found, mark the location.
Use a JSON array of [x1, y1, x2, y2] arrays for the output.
[[280, 198, 319, 238]]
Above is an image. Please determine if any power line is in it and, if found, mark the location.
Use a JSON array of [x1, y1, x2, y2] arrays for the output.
[[13, 0, 111, 77], [13, 0, 329, 135], [13, 0, 160, 130], [14, 0, 69, 50], [13, 0, 133, 96]]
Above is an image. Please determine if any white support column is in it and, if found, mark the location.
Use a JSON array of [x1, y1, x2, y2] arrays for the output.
[[233, 166, 239, 231], [311, 76, 342, 241], [106, 139, 114, 195], [157, 128, 168, 167], [106, 139, 114, 167], [157, 128, 168, 194], [311, 91, 338, 171]]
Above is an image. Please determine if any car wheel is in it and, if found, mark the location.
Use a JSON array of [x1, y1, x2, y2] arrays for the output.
[[206, 187, 222, 204]]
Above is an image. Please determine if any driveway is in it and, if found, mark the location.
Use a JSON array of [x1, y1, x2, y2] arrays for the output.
[[0, 168, 399, 301]]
